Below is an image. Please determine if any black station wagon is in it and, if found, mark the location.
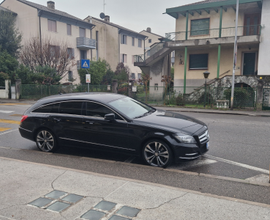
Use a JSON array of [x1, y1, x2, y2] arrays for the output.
[[19, 93, 209, 168]]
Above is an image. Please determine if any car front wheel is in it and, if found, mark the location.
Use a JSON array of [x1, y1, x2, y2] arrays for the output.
[[143, 140, 172, 168], [35, 129, 58, 152]]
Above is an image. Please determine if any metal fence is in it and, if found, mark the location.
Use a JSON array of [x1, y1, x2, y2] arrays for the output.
[[20, 84, 257, 109]]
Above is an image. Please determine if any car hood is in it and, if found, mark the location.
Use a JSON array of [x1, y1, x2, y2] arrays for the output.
[[133, 110, 206, 135]]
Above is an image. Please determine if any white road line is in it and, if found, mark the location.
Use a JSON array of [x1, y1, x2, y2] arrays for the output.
[[206, 154, 269, 174], [0, 129, 18, 135], [0, 110, 14, 114]]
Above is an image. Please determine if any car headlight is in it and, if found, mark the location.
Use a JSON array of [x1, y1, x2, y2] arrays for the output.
[[174, 133, 196, 144]]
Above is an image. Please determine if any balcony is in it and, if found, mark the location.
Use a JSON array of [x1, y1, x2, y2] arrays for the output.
[[165, 25, 261, 41], [76, 37, 96, 50]]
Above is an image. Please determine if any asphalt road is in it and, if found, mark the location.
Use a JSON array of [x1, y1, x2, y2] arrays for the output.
[[0, 102, 270, 205]]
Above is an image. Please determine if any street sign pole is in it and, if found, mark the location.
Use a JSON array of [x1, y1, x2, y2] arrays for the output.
[[81, 59, 90, 92]]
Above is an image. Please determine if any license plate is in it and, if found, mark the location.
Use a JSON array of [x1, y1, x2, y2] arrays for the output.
[[206, 142, 209, 150]]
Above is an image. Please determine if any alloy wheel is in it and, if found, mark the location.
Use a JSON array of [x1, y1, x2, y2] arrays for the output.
[[143, 141, 171, 167], [36, 130, 55, 152]]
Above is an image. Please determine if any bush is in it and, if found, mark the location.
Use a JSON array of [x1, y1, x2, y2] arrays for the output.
[[0, 72, 9, 86], [224, 87, 252, 108]]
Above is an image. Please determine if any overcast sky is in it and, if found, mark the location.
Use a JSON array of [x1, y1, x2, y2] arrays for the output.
[[30, 0, 199, 36]]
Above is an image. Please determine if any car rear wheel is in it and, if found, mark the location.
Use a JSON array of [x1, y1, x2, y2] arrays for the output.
[[35, 129, 58, 152], [143, 140, 172, 168]]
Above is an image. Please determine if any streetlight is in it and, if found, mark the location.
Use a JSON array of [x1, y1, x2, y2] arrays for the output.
[[203, 71, 210, 107]]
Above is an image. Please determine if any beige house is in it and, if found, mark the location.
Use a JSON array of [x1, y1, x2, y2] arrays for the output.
[[135, 0, 269, 95], [1, 0, 96, 84], [85, 15, 147, 80]]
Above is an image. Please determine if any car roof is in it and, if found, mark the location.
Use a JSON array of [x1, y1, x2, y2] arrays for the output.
[[37, 92, 126, 104]]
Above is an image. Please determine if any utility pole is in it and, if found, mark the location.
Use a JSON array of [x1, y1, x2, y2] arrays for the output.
[[230, 0, 239, 110]]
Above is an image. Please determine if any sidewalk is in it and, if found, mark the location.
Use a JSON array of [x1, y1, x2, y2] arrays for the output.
[[0, 157, 270, 220]]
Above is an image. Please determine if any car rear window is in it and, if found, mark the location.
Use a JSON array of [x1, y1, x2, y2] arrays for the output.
[[59, 101, 83, 115], [32, 103, 60, 113]]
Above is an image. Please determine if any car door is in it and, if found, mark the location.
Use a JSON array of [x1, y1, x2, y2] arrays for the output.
[[80, 101, 137, 153], [52, 101, 85, 147]]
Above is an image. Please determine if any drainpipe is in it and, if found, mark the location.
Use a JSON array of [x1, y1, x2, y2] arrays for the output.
[[217, 7, 223, 78], [184, 11, 189, 94], [38, 10, 42, 46]]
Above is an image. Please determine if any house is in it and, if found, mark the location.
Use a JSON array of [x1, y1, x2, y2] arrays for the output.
[[135, 0, 269, 100], [85, 15, 147, 80], [0, 0, 96, 84]]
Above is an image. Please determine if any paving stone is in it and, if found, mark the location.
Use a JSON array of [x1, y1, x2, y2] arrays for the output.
[[81, 210, 106, 220], [28, 197, 53, 208], [45, 190, 67, 199], [94, 201, 116, 211], [108, 215, 131, 220], [62, 194, 84, 204], [117, 206, 141, 217], [46, 201, 71, 212]]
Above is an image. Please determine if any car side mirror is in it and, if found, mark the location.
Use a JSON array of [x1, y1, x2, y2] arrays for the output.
[[104, 113, 115, 121]]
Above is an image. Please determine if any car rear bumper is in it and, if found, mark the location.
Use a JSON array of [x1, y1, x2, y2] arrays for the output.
[[19, 127, 34, 141]]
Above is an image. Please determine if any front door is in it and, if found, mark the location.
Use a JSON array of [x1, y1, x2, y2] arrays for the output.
[[243, 53, 256, 76]]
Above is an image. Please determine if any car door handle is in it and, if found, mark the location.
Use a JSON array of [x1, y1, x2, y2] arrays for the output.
[[85, 120, 94, 125], [53, 118, 61, 122]]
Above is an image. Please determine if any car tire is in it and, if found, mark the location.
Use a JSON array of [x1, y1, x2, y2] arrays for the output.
[[35, 129, 58, 152], [142, 140, 172, 168]]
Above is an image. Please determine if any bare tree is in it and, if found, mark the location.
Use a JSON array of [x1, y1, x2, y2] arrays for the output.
[[139, 72, 152, 102], [20, 37, 75, 78]]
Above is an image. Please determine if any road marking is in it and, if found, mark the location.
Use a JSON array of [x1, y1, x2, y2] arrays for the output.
[[0, 129, 18, 136], [206, 154, 269, 174], [0, 110, 14, 114], [0, 119, 20, 125], [0, 127, 10, 132], [0, 103, 29, 106]]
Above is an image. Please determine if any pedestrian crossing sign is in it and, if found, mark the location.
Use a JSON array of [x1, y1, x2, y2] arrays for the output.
[[81, 59, 90, 69]]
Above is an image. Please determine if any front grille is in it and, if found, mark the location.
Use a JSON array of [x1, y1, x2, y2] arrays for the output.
[[198, 130, 209, 144]]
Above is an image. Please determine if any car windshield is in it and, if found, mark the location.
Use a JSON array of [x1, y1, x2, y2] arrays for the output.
[[108, 97, 155, 119]]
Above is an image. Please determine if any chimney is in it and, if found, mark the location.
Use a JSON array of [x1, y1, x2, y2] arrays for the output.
[[146, 27, 151, 33], [47, 1, 55, 9], [104, 15, 110, 22]]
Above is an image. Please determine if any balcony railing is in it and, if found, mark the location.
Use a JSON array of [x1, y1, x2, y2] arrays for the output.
[[165, 25, 261, 41], [76, 37, 96, 50], [134, 42, 166, 62]]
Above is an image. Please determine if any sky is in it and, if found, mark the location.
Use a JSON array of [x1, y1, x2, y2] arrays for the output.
[[29, 0, 199, 36]]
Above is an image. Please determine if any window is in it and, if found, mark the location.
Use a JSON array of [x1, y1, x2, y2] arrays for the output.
[[148, 39, 152, 43], [79, 27, 86, 37], [189, 54, 208, 70], [121, 35, 127, 44], [121, 54, 127, 63], [138, 39, 142, 48], [68, 71, 73, 81], [131, 73, 135, 80], [154, 83, 158, 90], [49, 45, 60, 57], [80, 50, 87, 60], [85, 102, 121, 119], [48, 19, 57, 32], [59, 102, 83, 115], [67, 48, 74, 59], [67, 24, 71, 35], [33, 103, 60, 113], [190, 18, 209, 36], [132, 37, 135, 46]]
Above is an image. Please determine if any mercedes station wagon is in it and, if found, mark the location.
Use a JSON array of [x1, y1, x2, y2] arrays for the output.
[[19, 93, 209, 168]]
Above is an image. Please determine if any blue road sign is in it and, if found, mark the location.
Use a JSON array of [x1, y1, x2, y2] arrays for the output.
[[81, 59, 90, 69]]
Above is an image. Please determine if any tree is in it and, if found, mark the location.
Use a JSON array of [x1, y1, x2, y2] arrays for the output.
[[79, 59, 109, 85], [20, 38, 75, 79], [114, 63, 130, 84], [139, 72, 152, 102], [0, 50, 19, 83], [0, 11, 22, 57]]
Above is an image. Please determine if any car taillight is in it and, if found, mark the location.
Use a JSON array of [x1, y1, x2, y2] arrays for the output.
[[21, 115, 28, 123]]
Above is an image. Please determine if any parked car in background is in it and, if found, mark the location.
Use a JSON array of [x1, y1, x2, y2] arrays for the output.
[[19, 93, 209, 168]]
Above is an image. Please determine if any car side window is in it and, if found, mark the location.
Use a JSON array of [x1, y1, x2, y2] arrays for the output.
[[59, 102, 83, 115], [85, 102, 122, 120], [32, 103, 60, 113]]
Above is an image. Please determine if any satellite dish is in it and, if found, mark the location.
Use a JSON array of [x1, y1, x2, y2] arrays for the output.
[[100, 12, 105, 19]]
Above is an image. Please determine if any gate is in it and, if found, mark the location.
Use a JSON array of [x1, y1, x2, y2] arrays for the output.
[[262, 87, 270, 110]]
